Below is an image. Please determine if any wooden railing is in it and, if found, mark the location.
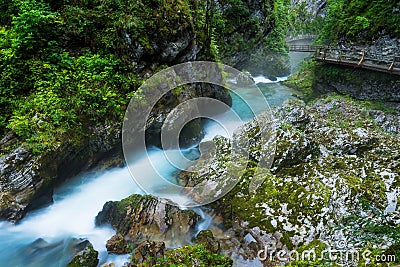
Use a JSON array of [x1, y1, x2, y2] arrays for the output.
[[313, 46, 400, 75]]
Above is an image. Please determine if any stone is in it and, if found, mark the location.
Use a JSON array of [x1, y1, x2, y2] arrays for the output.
[[131, 241, 165, 265], [67, 240, 99, 267], [96, 194, 200, 253], [193, 230, 221, 253]]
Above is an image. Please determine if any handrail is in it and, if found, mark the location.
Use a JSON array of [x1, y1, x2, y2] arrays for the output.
[[313, 46, 400, 75]]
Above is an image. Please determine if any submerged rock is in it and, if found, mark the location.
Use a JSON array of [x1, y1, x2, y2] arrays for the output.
[[95, 194, 200, 254]]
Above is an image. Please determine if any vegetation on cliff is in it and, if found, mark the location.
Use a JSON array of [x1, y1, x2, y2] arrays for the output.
[[0, 0, 201, 153], [0, 0, 292, 154], [318, 0, 400, 43]]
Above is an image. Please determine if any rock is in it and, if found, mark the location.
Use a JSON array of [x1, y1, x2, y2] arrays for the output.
[[236, 71, 255, 86], [290, 0, 327, 17], [131, 241, 165, 265], [95, 194, 200, 254], [105, 234, 129, 254], [367, 109, 400, 135], [162, 244, 233, 266], [315, 65, 400, 102], [0, 124, 122, 221], [67, 240, 99, 267], [193, 230, 221, 253], [178, 96, 400, 264]]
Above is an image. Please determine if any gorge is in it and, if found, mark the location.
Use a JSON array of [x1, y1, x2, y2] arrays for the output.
[[1, 0, 399, 266]]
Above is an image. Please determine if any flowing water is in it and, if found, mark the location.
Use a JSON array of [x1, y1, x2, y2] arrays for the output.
[[0, 53, 308, 266]]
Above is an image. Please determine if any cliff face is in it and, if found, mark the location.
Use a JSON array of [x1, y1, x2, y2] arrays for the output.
[[212, 0, 290, 77], [290, 0, 327, 17]]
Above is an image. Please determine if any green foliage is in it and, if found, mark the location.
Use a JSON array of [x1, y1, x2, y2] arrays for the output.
[[318, 0, 400, 43], [263, 0, 289, 54], [4, 52, 139, 153], [282, 60, 318, 101], [0, 0, 149, 152], [286, 1, 325, 35], [67, 245, 99, 267]]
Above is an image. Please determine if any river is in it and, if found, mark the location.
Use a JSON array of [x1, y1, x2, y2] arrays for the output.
[[0, 52, 311, 266]]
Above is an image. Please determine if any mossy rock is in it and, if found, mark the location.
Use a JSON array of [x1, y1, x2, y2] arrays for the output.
[[181, 96, 400, 257], [153, 244, 232, 267], [67, 243, 99, 267]]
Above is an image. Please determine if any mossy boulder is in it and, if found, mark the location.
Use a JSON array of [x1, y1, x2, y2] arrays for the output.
[[130, 240, 166, 266], [67, 241, 99, 267], [95, 194, 200, 254], [192, 230, 221, 254]]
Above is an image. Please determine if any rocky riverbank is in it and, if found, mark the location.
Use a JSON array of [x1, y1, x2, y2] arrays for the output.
[[178, 95, 400, 265], [91, 95, 399, 266]]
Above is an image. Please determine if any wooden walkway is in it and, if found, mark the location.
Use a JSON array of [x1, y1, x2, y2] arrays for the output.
[[289, 45, 400, 76]]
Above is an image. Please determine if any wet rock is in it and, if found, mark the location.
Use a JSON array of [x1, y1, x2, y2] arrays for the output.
[[95, 194, 200, 254], [236, 71, 255, 86], [193, 230, 221, 253], [0, 124, 122, 221], [105, 234, 129, 254], [67, 240, 99, 267], [131, 241, 165, 265]]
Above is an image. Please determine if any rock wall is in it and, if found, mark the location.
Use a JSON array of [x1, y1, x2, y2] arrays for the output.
[[290, 0, 327, 17], [213, 0, 291, 78], [314, 64, 400, 102]]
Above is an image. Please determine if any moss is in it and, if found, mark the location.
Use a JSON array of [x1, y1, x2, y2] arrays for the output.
[[282, 60, 318, 101], [183, 96, 400, 256], [67, 245, 99, 267], [138, 244, 233, 267]]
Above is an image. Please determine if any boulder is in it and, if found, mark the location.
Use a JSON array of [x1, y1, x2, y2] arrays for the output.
[[67, 240, 99, 267], [95, 194, 200, 253], [131, 241, 165, 265]]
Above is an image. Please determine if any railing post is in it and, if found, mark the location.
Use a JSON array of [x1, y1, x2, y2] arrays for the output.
[[358, 51, 365, 66], [388, 56, 396, 71]]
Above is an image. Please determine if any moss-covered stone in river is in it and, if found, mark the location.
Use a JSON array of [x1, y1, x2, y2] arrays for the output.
[[67, 243, 99, 267]]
